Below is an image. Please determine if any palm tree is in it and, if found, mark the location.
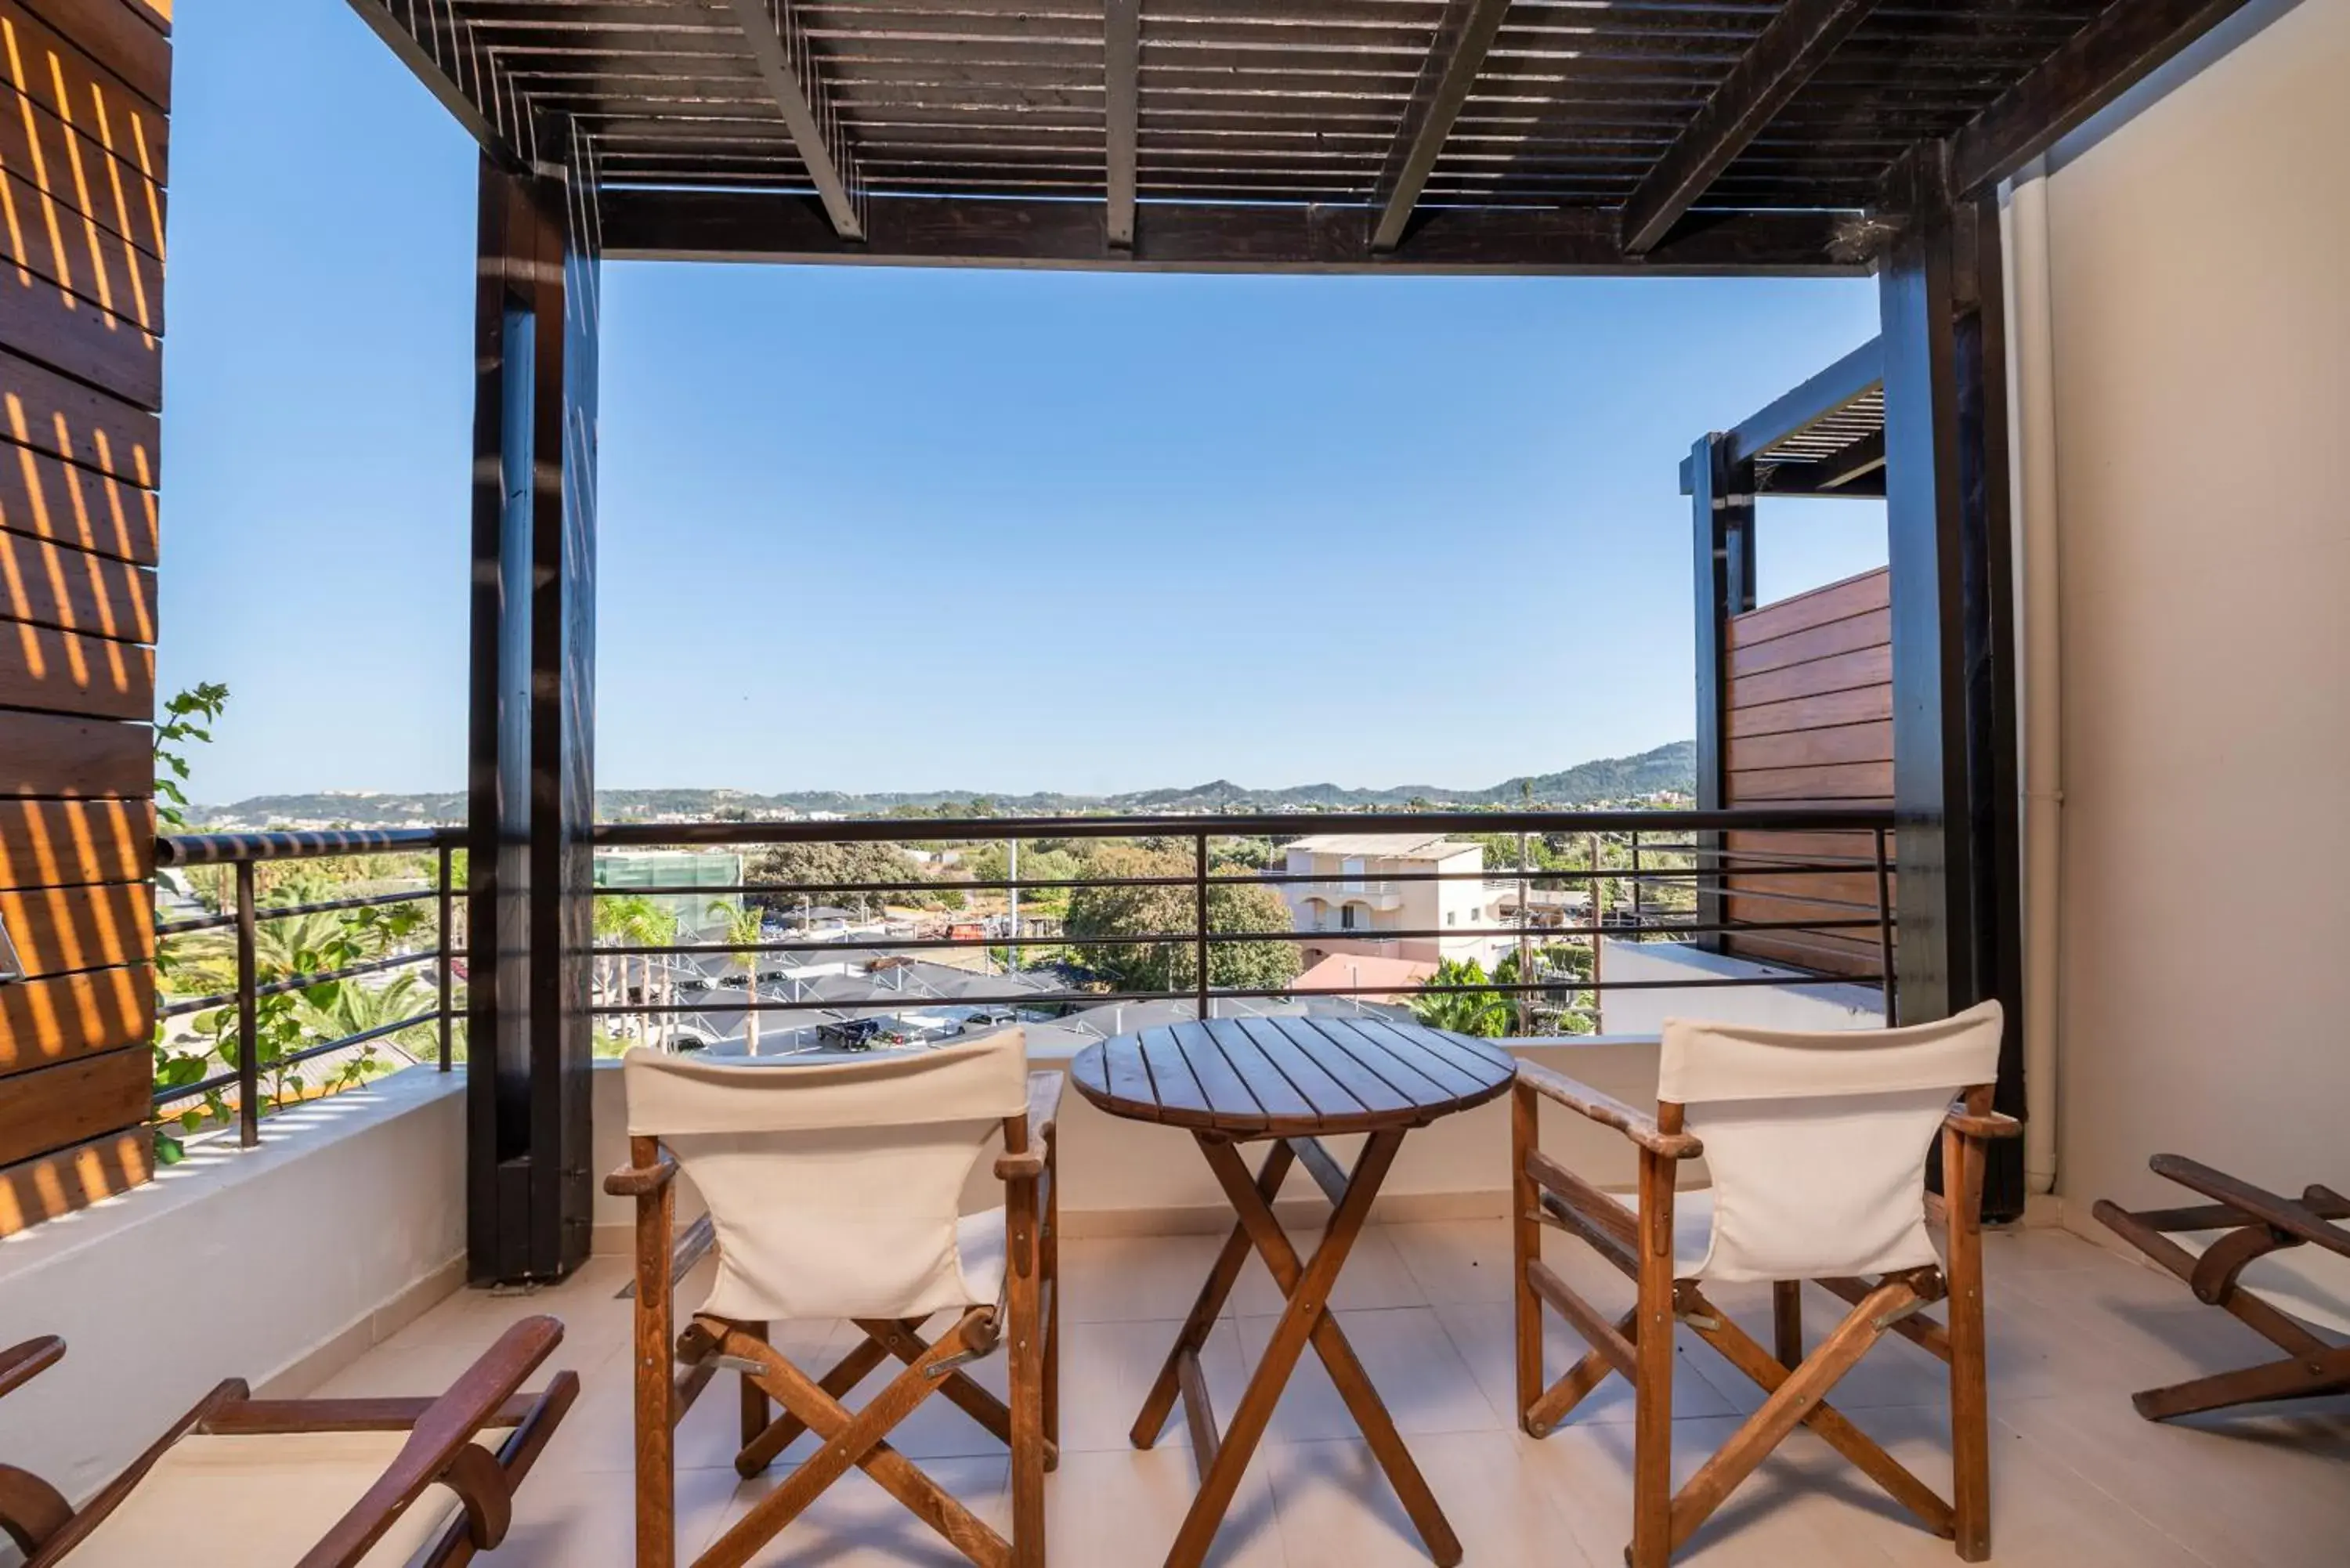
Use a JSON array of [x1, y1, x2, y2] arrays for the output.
[[597, 894, 681, 1043], [1410, 959, 1511, 1039], [713, 901, 768, 1055]]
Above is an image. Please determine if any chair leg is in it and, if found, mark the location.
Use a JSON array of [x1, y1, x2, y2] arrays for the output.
[[1008, 1159, 1048, 1568], [1629, 1144, 1678, 1568], [2131, 1347, 2350, 1422], [740, 1319, 771, 1451], [1772, 1282, 1803, 1370], [1511, 1082, 1546, 1428], [631, 1138, 677, 1568], [1943, 1120, 1991, 1562]]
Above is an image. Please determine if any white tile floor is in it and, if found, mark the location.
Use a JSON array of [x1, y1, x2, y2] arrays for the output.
[[325, 1222, 2350, 1567]]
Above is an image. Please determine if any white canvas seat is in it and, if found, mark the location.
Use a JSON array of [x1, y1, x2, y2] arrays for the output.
[[1511, 1001, 2015, 1567], [611, 1028, 1061, 1568], [0, 1317, 577, 1568], [63, 1433, 464, 1568]]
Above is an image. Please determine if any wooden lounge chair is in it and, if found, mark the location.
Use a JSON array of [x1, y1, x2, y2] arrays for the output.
[[1511, 1003, 2016, 1566], [607, 1027, 1059, 1568], [0, 1315, 577, 1566], [2092, 1154, 2350, 1420]]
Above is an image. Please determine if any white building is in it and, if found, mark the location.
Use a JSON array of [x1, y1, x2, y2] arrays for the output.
[[1278, 833, 1504, 970]]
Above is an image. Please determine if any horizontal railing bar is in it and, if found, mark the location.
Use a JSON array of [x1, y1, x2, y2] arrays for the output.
[[594, 807, 1893, 848], [156, 886, 441, 936], [595, 912, 1878, 960], [154, 1010, 446, 1107], [595, 968, 1882, 1018], [157, 950, 439, 1018], [157, 827, 461, 866]]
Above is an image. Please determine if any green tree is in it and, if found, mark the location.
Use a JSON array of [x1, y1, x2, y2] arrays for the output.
[[596, 894, 679, 1049], [747, 840, 939, 915], [1409, 958, 1510, 1038], [1063, 844, 1300, 994], [714, 901, 768, 1055]]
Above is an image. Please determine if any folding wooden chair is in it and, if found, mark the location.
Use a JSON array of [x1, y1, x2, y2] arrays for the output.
[[0, 1316, 577, 1566], [607, 1028, 1059, 1568], [2092, 1154, 2350, 1420], [1510, 1002, 2016, 1566]]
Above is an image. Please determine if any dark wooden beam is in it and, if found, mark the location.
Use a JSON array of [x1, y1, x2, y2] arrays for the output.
[[1679, 336, 1882, 491], [721, 0, 863, 240], [1104, 0, 1138, 248], [1368, 0, 1513, 253], [602, 190, 1863, 276], [1621, 0, 1878, 255], [1950, 0, 2258, 195]]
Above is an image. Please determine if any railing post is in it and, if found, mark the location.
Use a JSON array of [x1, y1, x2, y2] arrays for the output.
[[1874, 826, 1898, 1025], [1588, 832, 1604, 1029], [1194, 833, 1210, 1023], [1515, 830, 1531, 1035], [235, 860, 259, 1147], [438, 842, 456, 1071]]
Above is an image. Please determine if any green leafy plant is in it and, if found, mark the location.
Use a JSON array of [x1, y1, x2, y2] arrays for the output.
[[1409, 958, 1512, 1039], [153, 681, 228, 833]]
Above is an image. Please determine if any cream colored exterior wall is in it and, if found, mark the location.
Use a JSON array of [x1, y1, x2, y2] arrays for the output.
[[2031, 0, 2350, 1223], [1282, 844, 1501, 967]]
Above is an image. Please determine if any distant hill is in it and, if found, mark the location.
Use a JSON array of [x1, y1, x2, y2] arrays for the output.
[[196, 741, 1696, 828]]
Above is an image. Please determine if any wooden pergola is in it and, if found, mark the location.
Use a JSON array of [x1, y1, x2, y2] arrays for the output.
[[334, 0, 2256, 1279]]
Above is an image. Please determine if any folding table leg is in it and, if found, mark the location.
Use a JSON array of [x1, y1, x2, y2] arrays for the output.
[[1131, 1140, 1299, 1450], [1176, 1129, 1461, 1568]]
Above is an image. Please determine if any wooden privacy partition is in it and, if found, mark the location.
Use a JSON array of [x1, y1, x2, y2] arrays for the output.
[[0, 0, 168, 1237], [1722, 565, 1893, 978]]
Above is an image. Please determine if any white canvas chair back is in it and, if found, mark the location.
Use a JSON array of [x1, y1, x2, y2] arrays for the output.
[[1659, 1002, 2003, 1284], [624, 1028, 1029, 1323]]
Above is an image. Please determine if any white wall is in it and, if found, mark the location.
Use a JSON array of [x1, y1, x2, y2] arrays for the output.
[[0, 1070, 465, 1504], [1597, 941, 1883, 1036], [2036, 0, 2350, 1218]]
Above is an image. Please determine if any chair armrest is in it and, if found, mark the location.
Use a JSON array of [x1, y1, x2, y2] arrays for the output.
[[994, 1071, 1065, 1180], [1944, 1103, 2023, 1141], [0, 1337, 62, 1401], [2151, 1154, 2350, 1259], [298, 1316, 565, 1566], [603, 1147, 678, 1198], [1516, 1061, 1703, 1161]]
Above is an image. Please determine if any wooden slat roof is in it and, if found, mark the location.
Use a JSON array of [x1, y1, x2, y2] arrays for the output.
[[345, 1, 2234, 271]]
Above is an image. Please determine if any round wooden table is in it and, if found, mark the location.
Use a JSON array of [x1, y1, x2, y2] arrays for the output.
[[1069, 1015, 1517, 1568]]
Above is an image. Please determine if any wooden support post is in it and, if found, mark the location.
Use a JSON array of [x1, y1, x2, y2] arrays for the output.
[[1629, 1110, 1682, 1568], [1690, 432, 1755, 952], [466, 150, 601, 1284], [1878, 147, 2026, 1219]]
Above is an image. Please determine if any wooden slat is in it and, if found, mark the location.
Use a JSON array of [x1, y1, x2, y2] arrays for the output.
[[0, 248, 157, 403], [1201, 1017, 1316, 1123], [1730, 606, 1888, 677], [0, 343, 160, 482], [1728, 759, 1893, 802], [1720, 828, 1885, 868], [0, 1122, 151, 1237], [0, 707, 145, 794], [0, 81, 172, 251], [0, 441, 156, 562], [1249, 1015, 1401, 1115], [1719, 869, 1887, 919], [0, 527, 153, 637], [14, 0, 170, 112], [0, 961, 150, 1074], [1728, 565, 1888, 646], [0, 1042, 150, 1167], [0, 162, 168, 334], [1727, 682, 1892, 739], [1728, 643, 1890, 709], [0, 619, 150, 716], [1728, 719, 1891, 773], [0, 877, 150, 974], [0, 795, 149, 887], [1723, 924, 1885, 977]]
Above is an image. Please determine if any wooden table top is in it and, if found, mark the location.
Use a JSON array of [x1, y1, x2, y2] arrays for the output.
[[1068, 1016, 1516, 1137]]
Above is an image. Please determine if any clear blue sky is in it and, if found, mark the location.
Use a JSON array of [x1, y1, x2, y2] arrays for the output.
[[160, 0, 1886, 807]]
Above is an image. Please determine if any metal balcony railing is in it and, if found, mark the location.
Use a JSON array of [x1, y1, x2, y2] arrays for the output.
[[587, 807, 1899, 1049], [152, 828, 462, 1147]]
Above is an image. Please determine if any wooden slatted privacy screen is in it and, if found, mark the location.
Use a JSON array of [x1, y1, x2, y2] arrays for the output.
[[1723, 565, 1893, 978], [0, 0, 167, 1237]]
